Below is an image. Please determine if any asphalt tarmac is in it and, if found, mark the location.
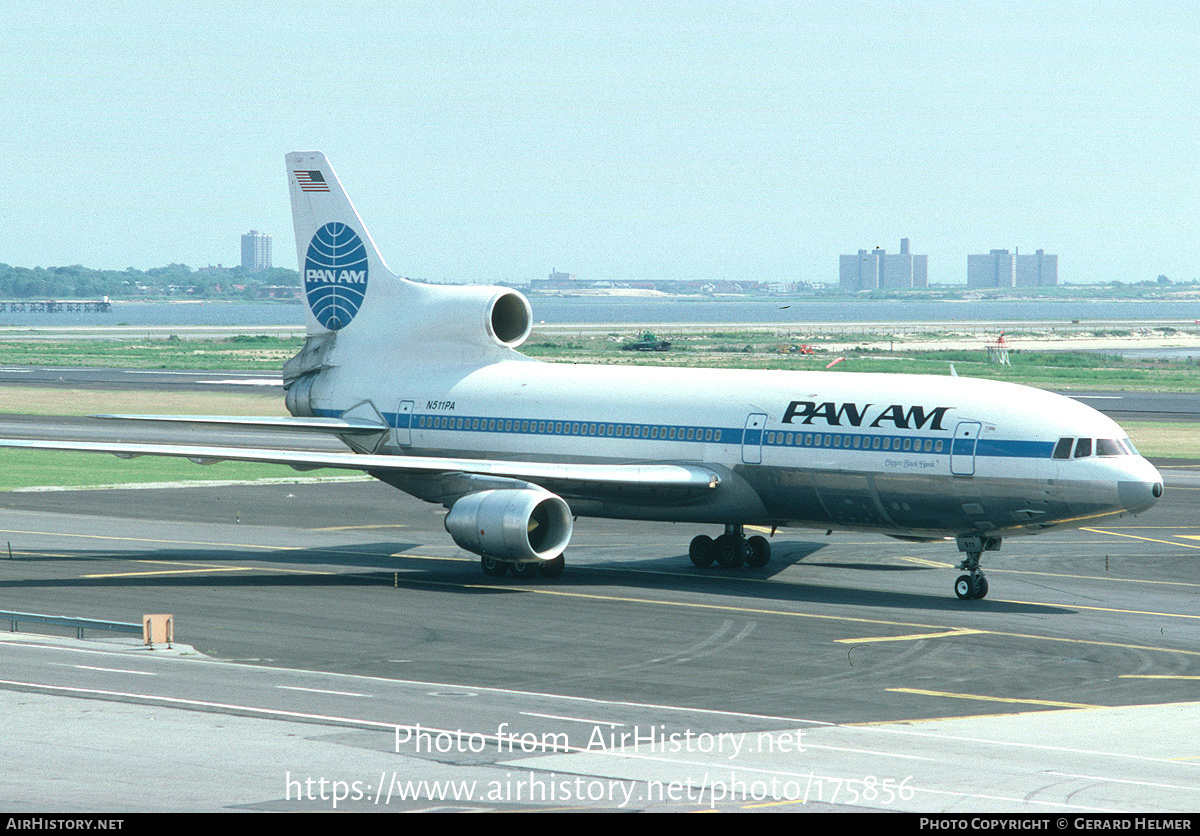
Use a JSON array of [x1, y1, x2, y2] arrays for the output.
[[0, 371, 1198, 812], [1, 463, 1199, 811]]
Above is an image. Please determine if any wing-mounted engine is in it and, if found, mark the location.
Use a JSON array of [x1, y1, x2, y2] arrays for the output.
[[444, 488, 573, 563]]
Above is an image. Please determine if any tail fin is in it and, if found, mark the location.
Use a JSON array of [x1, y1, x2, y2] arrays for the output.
[[287, 151, 412, 336], [283, 152, 533, 407]]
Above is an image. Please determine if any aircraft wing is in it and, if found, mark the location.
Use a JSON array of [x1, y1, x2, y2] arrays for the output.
[[91, 414, 388, 435], [0, 438, 721, 493]]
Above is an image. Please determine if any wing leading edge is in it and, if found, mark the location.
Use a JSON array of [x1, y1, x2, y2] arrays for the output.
[[0, 438, 721, 491], [91, 414, 388, 435]]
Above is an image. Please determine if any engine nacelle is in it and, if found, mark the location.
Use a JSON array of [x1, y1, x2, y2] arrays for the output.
[[444, 489, 573, 563], [484, 288, 533, 348], [415, 285, 532, 351]]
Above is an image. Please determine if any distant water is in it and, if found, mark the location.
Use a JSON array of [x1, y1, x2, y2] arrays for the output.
[[529, 297, 1200, 325], [0, 297, 1198, 327]]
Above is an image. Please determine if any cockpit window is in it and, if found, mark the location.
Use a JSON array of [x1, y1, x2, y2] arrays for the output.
[[1058, 437, 1136, 460]]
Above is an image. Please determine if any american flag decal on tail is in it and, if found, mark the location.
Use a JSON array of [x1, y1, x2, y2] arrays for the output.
[[294, 170, 330, 192]]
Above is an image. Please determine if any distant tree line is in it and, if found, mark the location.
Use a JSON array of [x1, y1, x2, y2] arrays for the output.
[[0, 263, 301, 300]]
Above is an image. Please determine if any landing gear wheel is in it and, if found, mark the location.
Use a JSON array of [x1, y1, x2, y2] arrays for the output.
[[972, 575, 989, 599], [714, 533, 746, 568], [954, 574, 974, 599], [954, 574, 989, 599], [689, 535, 716, 568], [537, 555, 565, 578], [510, 562, 539, 579], [481, 556, 508, 577], [746, 535, 771, 568]]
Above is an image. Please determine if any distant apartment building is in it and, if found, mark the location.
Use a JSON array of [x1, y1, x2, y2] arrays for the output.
[[968, 248, 1057, 287], [241, 230, 272, 270], [839, 238, 927, 291], [1016, 249, 1057, 286]]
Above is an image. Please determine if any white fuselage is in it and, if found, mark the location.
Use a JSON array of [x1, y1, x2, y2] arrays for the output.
[[306, 356, 1163, 539]]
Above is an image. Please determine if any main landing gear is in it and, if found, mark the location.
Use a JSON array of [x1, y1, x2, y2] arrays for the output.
[[689, 524, 771, 569], [480, 554, 565, 579], [954, 535, 999, 600]]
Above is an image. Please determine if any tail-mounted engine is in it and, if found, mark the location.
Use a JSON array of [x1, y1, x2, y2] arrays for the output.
[[418, 285, 533, 351], [485, 289, 533, 348]]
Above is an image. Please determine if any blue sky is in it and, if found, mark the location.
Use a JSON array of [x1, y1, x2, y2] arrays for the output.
[[1, 1, 1195, 285]]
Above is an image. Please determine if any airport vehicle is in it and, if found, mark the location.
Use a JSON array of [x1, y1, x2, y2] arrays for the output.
[[0, 153, 1164, 598]]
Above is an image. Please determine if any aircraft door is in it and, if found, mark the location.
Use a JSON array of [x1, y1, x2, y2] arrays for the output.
[[950, 421, 981, 476], [742, 413, 767, 464], [395, 400, 415, 446]]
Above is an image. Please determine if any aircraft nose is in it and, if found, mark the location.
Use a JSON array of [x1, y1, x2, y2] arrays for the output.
[[1118, 459, 1164, 515]]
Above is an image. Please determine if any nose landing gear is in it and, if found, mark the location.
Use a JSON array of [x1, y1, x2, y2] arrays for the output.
[[954, 534, 1000, 599]]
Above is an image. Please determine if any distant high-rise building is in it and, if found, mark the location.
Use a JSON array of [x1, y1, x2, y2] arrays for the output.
[[839, 239, 927, 290], [968, 248, 1057, 287], [1016, 249, 1057, 287], [241, 231, 272, 270], [968, 249, 1016, 288]]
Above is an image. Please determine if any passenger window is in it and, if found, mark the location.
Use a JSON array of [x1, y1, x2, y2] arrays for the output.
[[1053, 438, 1073, 459], [1074, 438, 1092, 458]]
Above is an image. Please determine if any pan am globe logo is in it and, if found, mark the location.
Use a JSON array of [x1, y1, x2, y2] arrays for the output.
[[304, 222, 369, 330]]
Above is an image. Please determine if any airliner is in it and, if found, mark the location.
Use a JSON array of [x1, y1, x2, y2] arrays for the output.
[[0, 152, 1164, 599]]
